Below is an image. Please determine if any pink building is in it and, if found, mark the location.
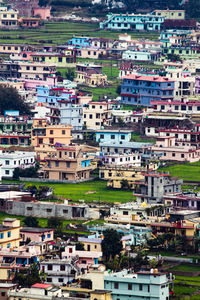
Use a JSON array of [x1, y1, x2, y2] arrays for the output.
[[24, 75, 58, 89], [20, 18, 40, 28], [20, 227, 54, 243], [62, 245, 102, 270], [32, 7, 51, 20], [152, 135, 200, 162]]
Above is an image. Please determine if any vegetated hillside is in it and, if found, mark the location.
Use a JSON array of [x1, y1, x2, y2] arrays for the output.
[[42, 0, 197, 19]]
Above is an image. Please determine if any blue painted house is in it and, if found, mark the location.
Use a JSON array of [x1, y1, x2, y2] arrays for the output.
[[121, 74, 174, 106], [37, 86, 73, 105], [100, 13, 164, 31], [67, 36, 91, 48], [96, 130, 132, 143], [104, 270, 174, 300]]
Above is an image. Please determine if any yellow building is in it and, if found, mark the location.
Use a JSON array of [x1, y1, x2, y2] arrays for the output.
[[0, 218, 21, 249], [99, 165, 145, 189], [83, 102, 113, 130], [152, 9, 185, 20], [32, 51, 76, 68], [31, 118, 72, 160], [0, 5, 18, 28], [78, 237, 102, 252]]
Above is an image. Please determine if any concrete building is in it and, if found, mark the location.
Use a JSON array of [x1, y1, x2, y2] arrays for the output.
[[122, 50, 158, 62], [121, 74, 174, 106], [75, 63, 107, 87], [83, 102, 113, 130], [0, 150, 35, 178], [135, 172, 183, 204], [0, 283, 17, 300], [152, 9, 185, 19], [78, 237, 102, 252], [100, 13, 164, 31], [104, 269, 174, 300], [0, 218, 21, 249], [8, 284, 62, 300], [40, 259, 78, 285], [43, 145, 94, 181], [31, 119, 72, 160], [20, 227, 54, 243], [3, 198, 90, 219], [32, 51, 76, 68], [0, 4, 18, 28], [96, 129, 132, 143]]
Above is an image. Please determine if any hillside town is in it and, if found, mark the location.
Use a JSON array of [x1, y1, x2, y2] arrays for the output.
[[0, 0, 200, 299]]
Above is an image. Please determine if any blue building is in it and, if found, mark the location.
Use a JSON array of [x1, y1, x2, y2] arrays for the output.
[[121, 74, 174, 106], [104, 269, 174, 300], [37, 86, 83, 130], [100, 13, 164, 31], [67, 36, 91, 48], [96, 130, 132, 143]]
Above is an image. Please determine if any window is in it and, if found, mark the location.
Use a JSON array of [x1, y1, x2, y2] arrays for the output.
[[82, 260, 87, 264], [0, 233, 4, 239], [5, 170, 9, 175], [114, 282, 119, 289], [27, 207, 32, 211], [46, 209, 52, 213], [50, 130, 54, 134], [89, 114, 93, 119], [172, 153, 175, 157], [5, 160, 9, 165], [139, 284, 143, 291], [7, 243, 11, 248], [60, 265, 65, 271], [1, 291, 5, 296], [47, 234, 51, 238], [48, 264, 52, 270], [47, 277, 52, 282], [7, 231, 11, 238], [121, 135, 125, 140], [38, 138, 43, 144], [181, 154, 184, 158], [66, 162, 70, 168], [123, 211, 128, 215], [100, 134, 104, 139], [55, 161, 59, 167], [62, 130, 65, 135], [33, 66, 36, 70], [49, 138, 54, 144], [26, 66, 30, 70], [63, 209, 68, 213], [128, 283, 132, 290], [111, 135, 115, 139], [59, 278, 64, 283]]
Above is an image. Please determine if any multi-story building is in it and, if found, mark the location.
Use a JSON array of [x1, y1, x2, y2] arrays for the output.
[[75, 63, 107, 87], [83, 102, 113, 130], [31, 119, 72, 160], [43, 145, 94, 181], [0, 218, 21, 249], [0, 115, 32, 148], [0, 150, 35, 178], [134, 172, 183, 203], [0, 4, 18, 28], [20, 227, 54, 243], [100, 13, 164, 31], [40, 259, 78, 285], [151, 135, 200, 162], [104, 269, 174, 300], [122, 50, 159, 62], [32, 51, 76, 67], [121, 74, 174, 106]]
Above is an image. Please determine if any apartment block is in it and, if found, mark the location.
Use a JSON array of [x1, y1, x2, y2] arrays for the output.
[[0, 218, 21, 249], [121, 74, 174, 106]]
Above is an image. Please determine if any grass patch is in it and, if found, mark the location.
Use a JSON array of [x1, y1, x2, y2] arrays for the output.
[[159, 161, 200, 182], [174, 285, 199, 298], [0, 21, 159, 45], [131, 132, 156, 144], [3, 179, 134, 203], [170, 265, 200, 272], [80, 82, 120, 101]]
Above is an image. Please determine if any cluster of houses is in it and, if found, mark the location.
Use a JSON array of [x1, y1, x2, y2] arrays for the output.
[[0, 4, 200, 300]]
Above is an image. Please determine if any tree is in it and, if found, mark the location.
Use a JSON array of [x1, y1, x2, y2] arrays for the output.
[[166, 53, 182, 62], [0, 86, 31, 115], [13, 166, 39, 180], [47, 217, 63, 238], [13, 263, 43, 287], [121, 179, 130, 190], [186, 0, 200, 18], [102, 229, 123, 260], [24, 216, 39, 228], [76, 242, 84, 250]]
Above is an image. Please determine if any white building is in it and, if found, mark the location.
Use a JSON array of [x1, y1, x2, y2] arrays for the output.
[[40, 259, 78, 285], [103, 153, 141, 167], [0, 150, 36, 178]]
